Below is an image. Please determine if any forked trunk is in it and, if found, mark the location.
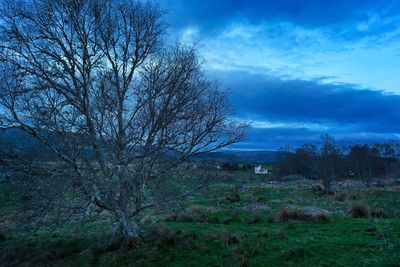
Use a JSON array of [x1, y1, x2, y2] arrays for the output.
[[116, 210, 140, 249]]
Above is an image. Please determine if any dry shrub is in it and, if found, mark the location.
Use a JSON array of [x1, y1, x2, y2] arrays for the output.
[[277, 207, 297, 222], [370, 207, 388, 219], [346, 203, 370, 218], [225, 186, 241, 203]]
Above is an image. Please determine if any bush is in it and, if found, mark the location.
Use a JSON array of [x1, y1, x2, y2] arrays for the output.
[[346, 203, 370, 218], [225, 186, 241, 203]]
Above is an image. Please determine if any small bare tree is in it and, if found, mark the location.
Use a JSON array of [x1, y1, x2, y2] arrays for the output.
[[0, 0, 245, 246], [318, 134, 342, 194]]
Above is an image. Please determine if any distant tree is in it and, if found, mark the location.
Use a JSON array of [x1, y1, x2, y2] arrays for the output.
[[276, 146, 294, 177], [372, 141, 399, 179], [294, 144, 319, 179], [348, 144, 373, 186], [0, 0, 246, 247], [276, 144, 318, 179], [318, 134, 342, 194]]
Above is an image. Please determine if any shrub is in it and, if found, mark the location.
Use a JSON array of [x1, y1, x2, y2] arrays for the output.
[[225, 186, 241, 203], [277, 207, 297, 222], [346, 203, 370, 218]]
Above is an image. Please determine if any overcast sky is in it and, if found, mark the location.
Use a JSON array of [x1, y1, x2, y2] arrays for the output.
[[161, 0, 400, 150]]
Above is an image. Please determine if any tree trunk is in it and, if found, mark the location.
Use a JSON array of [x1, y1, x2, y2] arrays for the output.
[[115, 210, 140, 249]]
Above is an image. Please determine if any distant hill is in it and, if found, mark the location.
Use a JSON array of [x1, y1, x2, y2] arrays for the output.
[[0, 128, 278, 163], [194, 150, 278, 164]]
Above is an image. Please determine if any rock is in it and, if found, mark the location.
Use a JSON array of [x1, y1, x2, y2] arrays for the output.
[[277, 206, 330, 222]]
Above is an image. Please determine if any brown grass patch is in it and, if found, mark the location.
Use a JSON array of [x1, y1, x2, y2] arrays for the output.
[[370, 207, 388, 219]]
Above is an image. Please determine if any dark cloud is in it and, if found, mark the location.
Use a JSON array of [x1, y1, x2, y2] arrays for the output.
[[207, 70, 400, 149], [211, 70, 400, 133], [157, 1, 400, 149], [163, 0, 400, 37]]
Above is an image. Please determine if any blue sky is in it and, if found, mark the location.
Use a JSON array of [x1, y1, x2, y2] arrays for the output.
[[162, 0, 400, 150]]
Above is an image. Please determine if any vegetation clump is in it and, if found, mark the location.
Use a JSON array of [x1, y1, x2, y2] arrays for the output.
[[224, 186, 242, 203], [346, 203, 370, 218]]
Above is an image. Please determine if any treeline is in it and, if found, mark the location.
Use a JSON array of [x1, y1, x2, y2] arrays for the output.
[[219, 162, 255, 171], [277, 134, 400, 193]]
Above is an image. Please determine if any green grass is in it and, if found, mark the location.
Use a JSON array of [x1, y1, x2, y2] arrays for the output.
[[1, 176, 400, 266]]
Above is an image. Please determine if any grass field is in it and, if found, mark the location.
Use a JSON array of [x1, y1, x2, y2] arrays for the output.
[[1, 172, 400, 266]]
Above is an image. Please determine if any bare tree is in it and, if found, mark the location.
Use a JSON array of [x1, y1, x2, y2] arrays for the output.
[[372, 141, 398, 180], [318, 134, 342, 194], [0, 0, 245, 246], [348, 144, 373, 186]]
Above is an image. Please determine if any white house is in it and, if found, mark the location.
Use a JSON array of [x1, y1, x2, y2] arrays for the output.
[[254, 165, 269, 174]]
